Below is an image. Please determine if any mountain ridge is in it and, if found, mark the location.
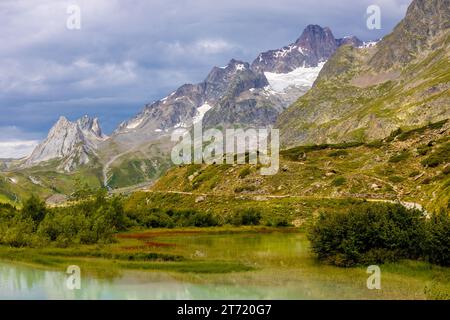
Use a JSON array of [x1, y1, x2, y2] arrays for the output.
[[277, 0, 450, 148]]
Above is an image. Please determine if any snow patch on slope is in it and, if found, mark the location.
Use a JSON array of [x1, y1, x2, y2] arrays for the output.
[[264, 62, 326, 93], [173, 103, 213, 129], [126, 117, 144, 130], [359, 41, 379, 48], [193, 103, 213, 124], [235, 64, 246, 71], [8, 177, 18, 184]]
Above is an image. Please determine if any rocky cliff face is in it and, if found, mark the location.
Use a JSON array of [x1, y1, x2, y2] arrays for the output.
[[277, 0, 450, 148], [25, 116, 107, 172], [369, 0, 450, 70], [113, 59, 269, 144]]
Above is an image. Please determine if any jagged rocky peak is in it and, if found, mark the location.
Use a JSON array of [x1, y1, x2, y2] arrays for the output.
[[205, 59, 248, 83], [208, 59, 268, 95], [295, 25, 337, 59], [251, 24, 363, 73], [204, 59, 267, 98], [77, 115, 106, 139], [52, 116, 71, 131], [114, 58, 271, 136], [25, 115, 106, 171], [336, 36, 364, 47]]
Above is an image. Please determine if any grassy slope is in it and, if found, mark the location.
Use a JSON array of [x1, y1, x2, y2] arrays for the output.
[[108, 149, 172, 189], [0, 160, 103, 204], [151, 121, 450, 213], [99, 137, 174, 190]]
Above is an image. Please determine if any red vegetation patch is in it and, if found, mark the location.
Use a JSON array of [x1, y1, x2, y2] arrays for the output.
[[116, 230, 201, 239], [121, 246, 148, 251], [121, 241, 176, 250], [144, 241, 176, 247]]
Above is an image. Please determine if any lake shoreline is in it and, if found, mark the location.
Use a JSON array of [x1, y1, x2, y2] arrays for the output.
[[1, 227, 450, 299]]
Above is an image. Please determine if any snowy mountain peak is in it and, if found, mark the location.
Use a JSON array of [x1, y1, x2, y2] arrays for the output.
[[226, 59, 249, 71], [296, 24, 336, 48], [251, 25, 362, 73]]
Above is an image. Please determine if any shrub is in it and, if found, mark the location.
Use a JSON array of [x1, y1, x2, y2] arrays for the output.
[[145, 211, 174, 228], [163, 209, 219, 227], [332, 177, 346, 187], [21, 195, 47, 224], [424, 211, 450, 266], [238, 167, 251, 179], [388, 151, 410, 163], [390, 128, 403, 138], [10, 192, 125, 246], [409, 171, 421, 177], [388, 175, 405, 183], [366, 140, 383, 148], [307, 203, 427, 266], [421, 143, 450, 168], [188, 212, 218, 227], [0, 218, 35, 247], [417, 145, 431, 156], [443, 166, 450, 175], [265, 217, 290, 227], [229, 208, 262, 226], [328, 150, 348, 157]]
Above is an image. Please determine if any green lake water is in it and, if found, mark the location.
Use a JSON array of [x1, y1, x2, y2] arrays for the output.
[[0, 232, 448, 299]]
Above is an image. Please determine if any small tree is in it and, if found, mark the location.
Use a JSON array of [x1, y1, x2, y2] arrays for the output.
[[21, 195, 47, 224], [425, 210, 450, 266]]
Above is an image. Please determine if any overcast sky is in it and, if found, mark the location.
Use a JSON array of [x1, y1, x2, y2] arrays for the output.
[[0, 0, 411, 158]]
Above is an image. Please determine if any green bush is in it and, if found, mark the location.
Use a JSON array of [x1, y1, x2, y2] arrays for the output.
[[144, 210, 174, 228], [328, 150, 348, 157], [307, 203, 426, 266], [188, 212, 218, 227], [388, 151, 410, 163], [265, 217, 291, 227], [332, 177, 346, 187], [164, 208, 220, 227], [417, 145, 431, 156], [0, 193, 126, 247], [424, 211, 450, 266], [409, 171, 421, 177], [366, 140, 383, 148], [280, 142, 363, 161], [0, 218, 36, 247], [443, 166, 450, 175], [238, 167, 251, 179], [229, 208, 262, 226], [421, 143, 450, 168], [388, 175, 405, 183], [21, 195, 47, 224]]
